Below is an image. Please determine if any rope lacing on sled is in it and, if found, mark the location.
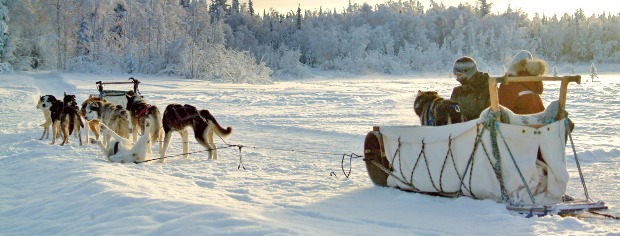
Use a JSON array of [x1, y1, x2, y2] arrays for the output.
[[484, 109, 536, 206]]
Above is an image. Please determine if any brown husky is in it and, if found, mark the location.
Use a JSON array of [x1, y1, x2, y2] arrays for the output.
[[125, 93, 163, 154], [414, 90, 466, 126], [80, 95, 102, 142], [160, 104, 232, 162], [52, 93, 84, 146]]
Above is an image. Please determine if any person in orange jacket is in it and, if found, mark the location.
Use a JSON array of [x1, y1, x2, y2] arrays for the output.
[[498, 50, 547, 114]]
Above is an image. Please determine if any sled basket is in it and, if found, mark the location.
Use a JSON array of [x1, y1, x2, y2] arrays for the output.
[[363, 75, 609, 215]]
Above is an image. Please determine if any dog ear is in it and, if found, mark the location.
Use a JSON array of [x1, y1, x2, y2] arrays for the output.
[[417, 90, 422, 96], [64, 92, 67, 96]]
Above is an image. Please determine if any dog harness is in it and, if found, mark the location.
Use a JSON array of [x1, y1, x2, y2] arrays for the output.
[[424, 99, 438, 126], [168, 104, 202, 129], [134, 104, 152, 127], [423, 99, 461, 126]]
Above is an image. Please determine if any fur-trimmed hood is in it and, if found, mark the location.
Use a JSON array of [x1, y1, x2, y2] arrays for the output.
[[506, 50, 548, 76]]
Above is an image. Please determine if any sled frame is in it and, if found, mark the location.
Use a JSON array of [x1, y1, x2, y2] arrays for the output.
[[488, 75, 581, 122], [93, 78, 141, 108]]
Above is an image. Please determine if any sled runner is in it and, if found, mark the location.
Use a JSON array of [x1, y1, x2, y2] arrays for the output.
[[364, 75, 610, 217], [94, 78, 141, 108]]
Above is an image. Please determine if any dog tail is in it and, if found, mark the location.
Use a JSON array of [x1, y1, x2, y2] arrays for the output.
[[199, 110, 232, 138], [68, 113, 75, 135], [79, 115, 84, 128]]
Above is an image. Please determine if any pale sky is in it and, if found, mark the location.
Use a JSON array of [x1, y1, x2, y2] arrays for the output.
[[252, 0, 618, 17]]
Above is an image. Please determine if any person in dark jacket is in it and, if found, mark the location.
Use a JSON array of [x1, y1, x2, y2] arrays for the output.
[[450, 56, 490, 120], [498, 50, 546, 114]]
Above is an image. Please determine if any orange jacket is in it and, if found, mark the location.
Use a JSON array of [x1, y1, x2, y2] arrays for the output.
[[498, 81, 544, 114]]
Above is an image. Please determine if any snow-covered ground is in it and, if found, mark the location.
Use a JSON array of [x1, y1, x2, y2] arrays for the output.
[[1, 71, 618, 235]]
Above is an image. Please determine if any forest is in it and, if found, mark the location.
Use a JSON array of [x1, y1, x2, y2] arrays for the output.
[[0, 0, 619, 82]]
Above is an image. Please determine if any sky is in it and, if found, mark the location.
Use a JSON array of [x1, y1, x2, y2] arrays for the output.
[[252, 0, 618, 17]]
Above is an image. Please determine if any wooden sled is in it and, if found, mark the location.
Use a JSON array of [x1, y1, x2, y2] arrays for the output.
[[363, 75, 611, 217], [93, 77, 141, 108]]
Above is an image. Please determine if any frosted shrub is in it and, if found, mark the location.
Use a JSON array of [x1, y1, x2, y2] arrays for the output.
[[268, 45, 310, 80], [0, 62, 12, 73], [188, 44, 272, 84], [67, 53, 122, 73], [66, 53, 123, 74]]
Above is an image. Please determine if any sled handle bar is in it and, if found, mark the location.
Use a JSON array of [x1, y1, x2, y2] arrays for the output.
[[96, 77, 141, 93], [488, 75, 581, 121]]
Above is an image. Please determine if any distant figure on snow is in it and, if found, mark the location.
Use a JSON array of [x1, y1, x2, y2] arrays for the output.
[[449, 56, 491, 120]]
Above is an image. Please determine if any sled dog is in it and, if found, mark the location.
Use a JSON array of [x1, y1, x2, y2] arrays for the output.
[[36, 95, 56, 140], [93, 120, 152, 163], [160, 104, 232, 162], [57, 93, 83, 146], [84, 100, 131, 148], [414, 90, 466, 126], [80, 95, 102, 142], [126, 92, 163, 153]]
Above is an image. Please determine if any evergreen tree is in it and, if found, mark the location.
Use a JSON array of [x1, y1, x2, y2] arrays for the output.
[[110, 3, 127, 52], [76, 20, 91, 57], [296, 5, 302, 30], [477, 0, 492, 17], [248, 0, 254, 16], [232, 0, 239, 13], [180, 0, 190, 8], [590, 63, 599, 82]]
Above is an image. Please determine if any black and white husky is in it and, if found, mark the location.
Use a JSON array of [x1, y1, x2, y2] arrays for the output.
[[93, 120, 152, 163], [36, 95, 56, 140], [160, 104, 232, 162], [84, 100, 131, 148], [48, 93, 83, 146]]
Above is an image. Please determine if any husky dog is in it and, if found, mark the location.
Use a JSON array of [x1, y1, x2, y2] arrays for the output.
[[125, 92, 163, 153], [160, 104, 232, 162], [80, 95, 102, 142], [57, 93, 83, 146], [84, 100, 131, 148], [48, 95, 65, 145], [93, 120, 152, 163], [36, 95, 56, 140], [414, 90, 466, 126]]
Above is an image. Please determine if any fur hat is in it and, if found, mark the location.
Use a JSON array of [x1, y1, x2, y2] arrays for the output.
[[507, 50, 548, 76], [453, 56, 478, 84]]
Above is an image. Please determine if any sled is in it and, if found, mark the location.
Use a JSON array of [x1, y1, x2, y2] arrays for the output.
[[363, 75, 611, 217], [93, 77, 141, 108]]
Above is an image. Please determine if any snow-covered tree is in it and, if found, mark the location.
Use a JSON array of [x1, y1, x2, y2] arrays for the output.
[[590, 63, 599, 82]]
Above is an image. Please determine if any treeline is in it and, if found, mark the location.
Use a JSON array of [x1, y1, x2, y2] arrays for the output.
[[0, 0, 619, 82]]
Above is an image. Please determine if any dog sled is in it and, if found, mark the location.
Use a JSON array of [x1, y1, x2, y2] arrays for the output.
[[363, 76, 610, 217], [93, 77, 141, 108]]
